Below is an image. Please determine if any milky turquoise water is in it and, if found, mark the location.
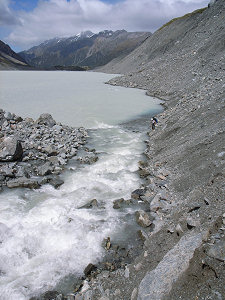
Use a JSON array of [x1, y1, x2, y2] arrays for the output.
[[0, 71, 161, 128]]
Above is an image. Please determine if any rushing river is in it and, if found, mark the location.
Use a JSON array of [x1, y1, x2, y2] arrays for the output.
[[0, 71, 162, 300]]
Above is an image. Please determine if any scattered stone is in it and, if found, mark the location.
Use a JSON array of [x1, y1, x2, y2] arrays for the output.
[[187, 217, 200, 229], [135, 210, 152, 227], [175, 224, 184, 236]]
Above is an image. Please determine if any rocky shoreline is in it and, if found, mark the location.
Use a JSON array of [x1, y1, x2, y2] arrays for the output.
[[0, 110, 98, 191]]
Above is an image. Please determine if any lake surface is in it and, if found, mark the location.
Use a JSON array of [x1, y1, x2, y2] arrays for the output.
[[0, 71, 162, 299], [0, 71, 161, 128]]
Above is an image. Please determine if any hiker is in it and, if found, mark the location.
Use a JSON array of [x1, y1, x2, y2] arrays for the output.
[[151, 116, 158, 130]]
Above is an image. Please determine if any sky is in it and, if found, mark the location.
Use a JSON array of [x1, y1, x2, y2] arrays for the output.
[[0, 0, 210, 52]]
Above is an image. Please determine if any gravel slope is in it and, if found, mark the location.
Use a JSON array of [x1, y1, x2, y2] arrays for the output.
[[82, 1, 225, 299]]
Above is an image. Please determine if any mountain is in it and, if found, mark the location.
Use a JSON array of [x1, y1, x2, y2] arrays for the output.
[[0, 40, 30, 70], [19, 30, 151, 69]]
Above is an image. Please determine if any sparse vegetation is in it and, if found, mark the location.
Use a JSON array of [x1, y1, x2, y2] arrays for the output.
[[157, 7, 207, 32]]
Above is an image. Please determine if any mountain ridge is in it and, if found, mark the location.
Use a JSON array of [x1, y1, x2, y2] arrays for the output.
[[0, 40, 30, 70], [19, 30, 151, 69]]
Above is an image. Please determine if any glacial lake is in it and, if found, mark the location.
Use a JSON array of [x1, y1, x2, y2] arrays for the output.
[[0, 71, 162, 300], [0, 71, 161, 128]]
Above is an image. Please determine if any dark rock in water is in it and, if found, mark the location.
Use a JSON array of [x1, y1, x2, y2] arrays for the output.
[[113, 198, 125, 209], [0, 137, 23, 162], [102, 237, 111, 250], [7, 177, 40, 189], [79, 199, 99, 209], [40, 175, 64, 188], [131, 188, 146, 200], [36, 113, 56, 127], [84, 263, 97, 276], [31, 290, 63, 300], [49, 176, 64, 189]]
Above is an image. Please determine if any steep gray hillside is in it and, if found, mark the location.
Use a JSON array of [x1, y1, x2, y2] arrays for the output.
[[99, 6, 224, 102], [80, 2, 224, 300], [0, 40, 30, 70], [19, 30, 150, 69]]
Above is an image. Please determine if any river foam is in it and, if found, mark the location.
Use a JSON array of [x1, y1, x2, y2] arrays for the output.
[[0, 125, 146, 299]]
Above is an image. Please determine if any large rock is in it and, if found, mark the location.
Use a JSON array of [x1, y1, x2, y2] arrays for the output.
[[7, 177, 40, 189], [0, 137, 23, 162], [36, 113, 56, 127], [137, 232, 204, 300]]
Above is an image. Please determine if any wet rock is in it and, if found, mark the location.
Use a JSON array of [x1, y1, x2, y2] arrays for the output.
[[79, 199, 99, 209], [48, 176, 64, 189], [84, 263, 96, 277], [36, 113, 56, 127], [7, 177, 40, 189], [41, 175, 64, 189], [102, 237, 111, 250], [139, 168, 151, 178], [135, 210, 152, 227], [42, 291, 62, 300], [76, 150, 98, 164], [131, 188, 146, 200], [0, 137, 23, 162], [113, 198, 125, 209]]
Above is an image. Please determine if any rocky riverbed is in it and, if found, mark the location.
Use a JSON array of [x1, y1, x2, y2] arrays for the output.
[[0, 110, 98, 191]]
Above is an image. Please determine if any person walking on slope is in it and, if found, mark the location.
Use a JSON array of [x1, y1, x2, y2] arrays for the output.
[[151, 116, 158, 130]]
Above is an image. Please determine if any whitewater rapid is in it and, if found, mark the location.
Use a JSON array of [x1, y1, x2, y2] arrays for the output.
[[0, 124, 146, 299]]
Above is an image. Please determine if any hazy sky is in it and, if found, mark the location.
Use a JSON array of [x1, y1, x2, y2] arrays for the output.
[[0, 0, 209, 51]]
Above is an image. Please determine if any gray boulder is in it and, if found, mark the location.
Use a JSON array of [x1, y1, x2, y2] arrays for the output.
[[36, 113, 56, 127], [0, 137, 23, 162], [7, 177, 40, 189]]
